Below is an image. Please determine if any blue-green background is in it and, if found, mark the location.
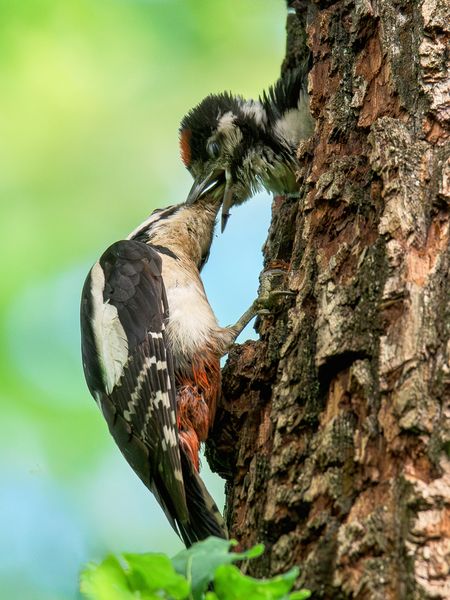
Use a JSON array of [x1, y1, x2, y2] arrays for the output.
[[0, 1, 284, 598]]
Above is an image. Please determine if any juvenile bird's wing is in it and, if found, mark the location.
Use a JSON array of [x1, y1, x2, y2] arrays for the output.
[[80, 240, 189, 533], [261, 63, 314, 147]]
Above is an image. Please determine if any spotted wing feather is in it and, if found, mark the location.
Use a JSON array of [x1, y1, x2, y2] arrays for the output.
[[80, 240, 188, 531]]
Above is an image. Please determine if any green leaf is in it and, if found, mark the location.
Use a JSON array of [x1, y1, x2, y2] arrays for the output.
[[288, 592, 311, 600], [241, 543, 265, 559], [80, 553, 190, 600], [80, 555, 135, 600], [171, 537, 264, 600], [123, 553, 189, 599], [213, 564, 306, 600]]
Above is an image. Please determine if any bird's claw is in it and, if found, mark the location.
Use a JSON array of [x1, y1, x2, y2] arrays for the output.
[[252, 288, 296, 316], [256, 268, 295, 311], [224, 269, 296, 345]]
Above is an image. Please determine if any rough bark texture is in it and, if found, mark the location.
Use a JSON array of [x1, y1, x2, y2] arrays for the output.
[[206, 1, 450, 598]]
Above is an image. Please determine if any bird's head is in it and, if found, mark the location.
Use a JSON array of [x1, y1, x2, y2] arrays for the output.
[[179, 93, 271, 231], [179, 66, 314, 231]]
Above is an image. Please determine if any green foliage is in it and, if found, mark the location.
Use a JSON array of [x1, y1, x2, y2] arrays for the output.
[[81, 554, 189, 600], [171, 536, 264, 600], [80, 537, 310, 600], [210, 564, 310, 600]]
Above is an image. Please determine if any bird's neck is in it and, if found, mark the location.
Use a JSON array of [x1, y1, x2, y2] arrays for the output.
[[147, 197, 220, 269]]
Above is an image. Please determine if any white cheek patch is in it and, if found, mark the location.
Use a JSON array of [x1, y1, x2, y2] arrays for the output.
[[90, 262, 129, 395], [217, 111, 236, 133]]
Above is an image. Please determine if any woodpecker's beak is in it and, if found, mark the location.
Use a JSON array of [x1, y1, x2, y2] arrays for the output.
[[186, 168, 235, 233], [186, 169, 225, 205]]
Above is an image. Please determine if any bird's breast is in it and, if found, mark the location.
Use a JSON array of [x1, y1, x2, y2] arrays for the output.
[[159, 255, 219, 368]]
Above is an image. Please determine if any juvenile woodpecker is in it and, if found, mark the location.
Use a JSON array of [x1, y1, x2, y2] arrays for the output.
[[80, 193, 258, 547], [180, 64, 314, 230]]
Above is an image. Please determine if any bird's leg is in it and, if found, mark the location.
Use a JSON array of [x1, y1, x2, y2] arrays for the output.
[[225, 302, 260, 341], [224, 268, 296, 345]]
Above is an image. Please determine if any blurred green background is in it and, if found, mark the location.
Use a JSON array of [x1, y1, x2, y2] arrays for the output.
[[0, 1, 284, 598]]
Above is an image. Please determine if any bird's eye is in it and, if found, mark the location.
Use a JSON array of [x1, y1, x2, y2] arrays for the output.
[[207, 140, 221, 159]]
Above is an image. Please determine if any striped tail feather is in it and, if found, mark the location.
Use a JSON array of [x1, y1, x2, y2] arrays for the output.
[[177, 445, 228, 547]]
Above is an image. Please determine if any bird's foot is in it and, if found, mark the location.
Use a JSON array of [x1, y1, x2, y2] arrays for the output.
[[255, 268, 295, 314], [226, 268, 296, 342]]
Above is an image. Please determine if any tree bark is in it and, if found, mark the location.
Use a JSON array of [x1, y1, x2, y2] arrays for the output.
[[206, 1, 450, 598]]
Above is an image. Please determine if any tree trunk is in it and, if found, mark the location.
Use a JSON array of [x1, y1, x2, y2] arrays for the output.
[[206, 1, 450, 598]]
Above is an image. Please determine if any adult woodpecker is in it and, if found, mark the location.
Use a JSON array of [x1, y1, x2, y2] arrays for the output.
[[80, 193, 259, 547], [180, 64, 314, 230]]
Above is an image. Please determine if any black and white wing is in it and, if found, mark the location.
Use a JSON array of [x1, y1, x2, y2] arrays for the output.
[[80, 239, 189, 534]]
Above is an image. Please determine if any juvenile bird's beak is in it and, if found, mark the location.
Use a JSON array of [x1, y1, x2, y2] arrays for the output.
[[220, 171, 234, 232], [186, 169, 225, 205], [186, 168, 235, 233]]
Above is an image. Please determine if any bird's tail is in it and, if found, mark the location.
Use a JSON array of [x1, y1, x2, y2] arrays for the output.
[[177, 445, 228, 547]]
